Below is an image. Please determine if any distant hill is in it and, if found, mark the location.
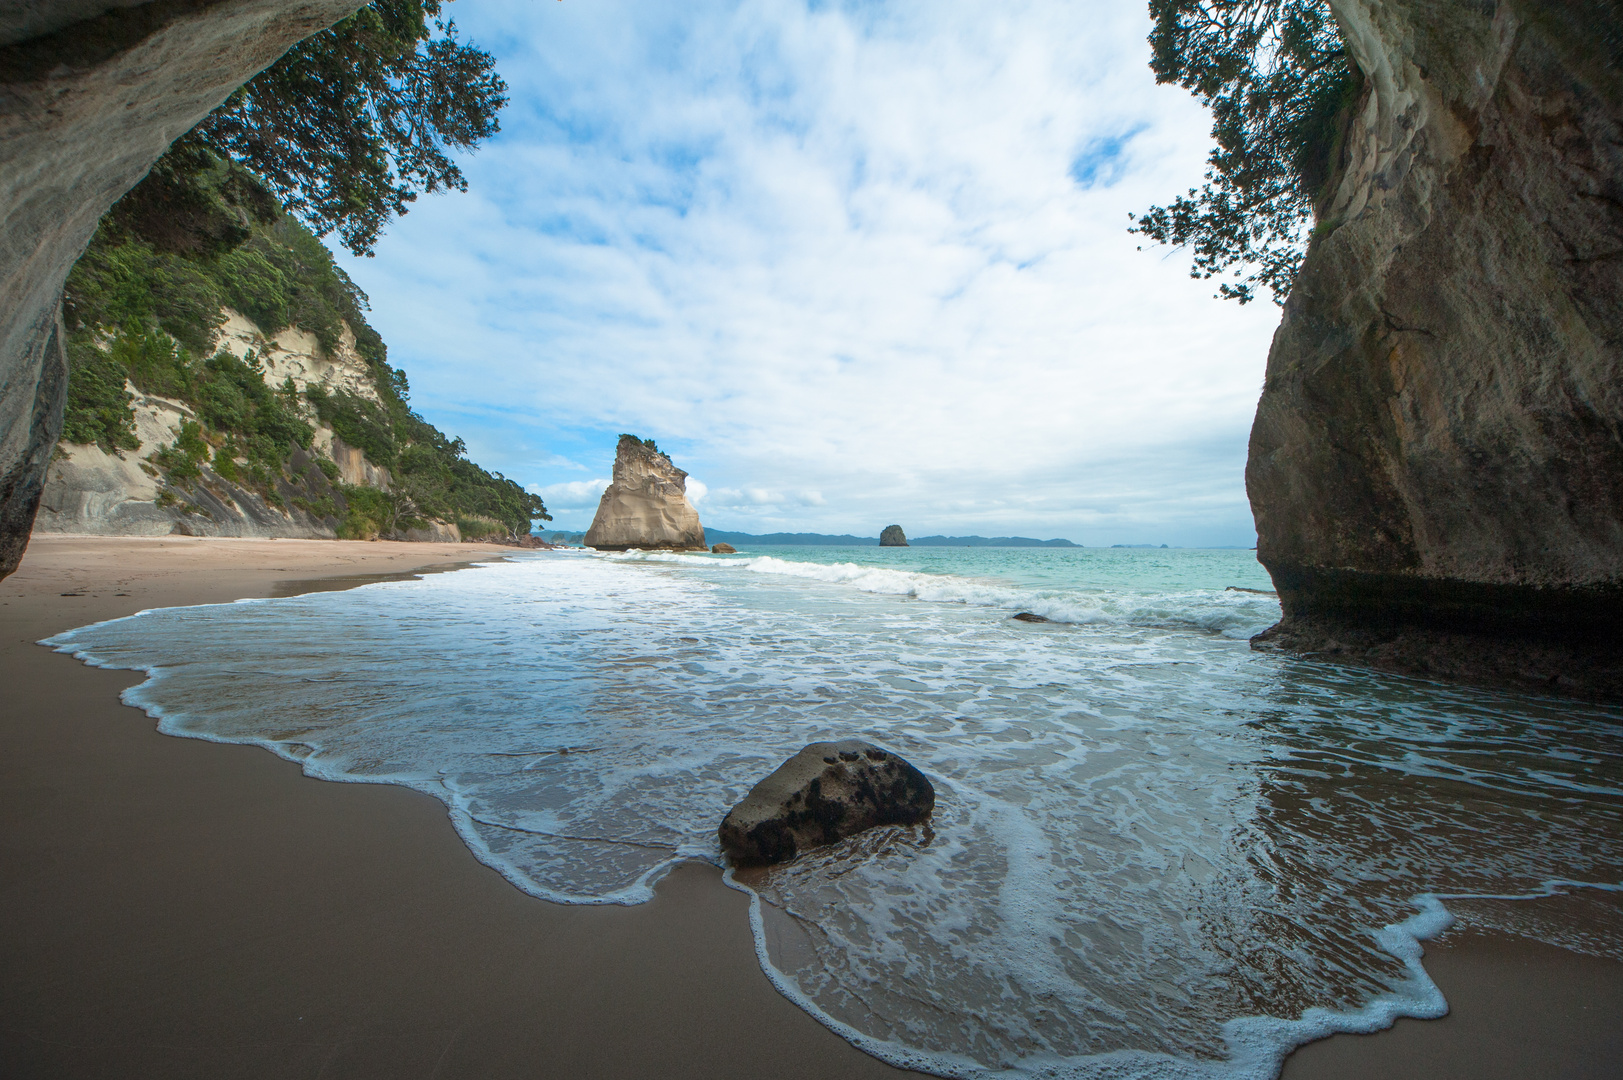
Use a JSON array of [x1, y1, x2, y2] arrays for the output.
[[911, 535, 1078, 548], [702, 530, 1079, 548], [703, 530, 877, 546]]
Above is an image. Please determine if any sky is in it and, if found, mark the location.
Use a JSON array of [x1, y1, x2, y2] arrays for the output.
[[330, 0, 1285, 546]]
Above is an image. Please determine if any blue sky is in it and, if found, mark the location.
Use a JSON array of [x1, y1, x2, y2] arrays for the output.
[[331, 0, 1283, 545]]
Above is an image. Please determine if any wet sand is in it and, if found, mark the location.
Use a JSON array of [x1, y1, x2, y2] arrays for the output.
[[2, 535, 1618, 1079]]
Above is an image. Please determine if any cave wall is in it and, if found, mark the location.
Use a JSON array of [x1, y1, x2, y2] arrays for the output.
[[0, 0, 359, 578], [1246, 0, 1623, 691]]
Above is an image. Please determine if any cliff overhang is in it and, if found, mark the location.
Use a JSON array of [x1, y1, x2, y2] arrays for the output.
[[1246, 0, 1623, 697]]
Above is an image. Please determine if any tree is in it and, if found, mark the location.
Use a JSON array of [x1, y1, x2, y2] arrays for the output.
[[1131, 1, 1358, 304], [158, 0, 507, 256]]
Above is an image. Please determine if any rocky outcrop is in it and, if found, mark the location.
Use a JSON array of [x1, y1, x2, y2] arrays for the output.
[[1246, 0, 1623, 696], [35, 303, 411, 539], [879, 524, 908, 547], [718, 740, 935, 866], [711, 542, 736, 554], [0, 0, 362, 578], [583, 435, 705, 551]]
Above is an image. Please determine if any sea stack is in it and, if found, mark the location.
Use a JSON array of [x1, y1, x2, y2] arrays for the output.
[[584, 435, 705, 551], [879, 525, 908, 547]]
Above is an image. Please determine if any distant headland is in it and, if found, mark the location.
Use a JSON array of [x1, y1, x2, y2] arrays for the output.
[[699, 530, 1080, 548]]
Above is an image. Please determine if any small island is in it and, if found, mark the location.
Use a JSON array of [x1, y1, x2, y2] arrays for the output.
[[879, 525, 908, 547]]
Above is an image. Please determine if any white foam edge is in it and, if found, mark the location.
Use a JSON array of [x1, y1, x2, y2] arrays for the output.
[[41, 609, 1622, 1078], [42, 618, 699, 908], [599, 549, 1277, 637], [721, 872, 1623, 1080]]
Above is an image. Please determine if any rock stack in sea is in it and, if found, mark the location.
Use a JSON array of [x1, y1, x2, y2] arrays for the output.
[[584, 435, 706, 551], [879, 525, 908, 547]]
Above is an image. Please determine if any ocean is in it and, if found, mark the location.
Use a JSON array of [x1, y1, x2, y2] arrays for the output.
[[44, 546, 1623, 1079]]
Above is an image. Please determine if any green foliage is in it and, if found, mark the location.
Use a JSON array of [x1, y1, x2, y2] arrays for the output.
[[305, 385, 397, 464], [455, 516, 502, 540], [61, 332, 139, 452], [62, 126, 548, 538], [1133, 1, 1357, 304], [153, 420, 209, 483], [338, 484, 396, 539], [619, 433, 661, 456], [194, 350, 314, 462], [66, 161, 381, 364], [180, 0, 507, 255], [308, 382, 549, 534]]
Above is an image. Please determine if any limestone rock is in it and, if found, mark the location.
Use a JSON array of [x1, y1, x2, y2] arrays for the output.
[[879, 524, 908, 547], [0, 0, 363, 579], [584, 436, 705, 551], [1246, 0, 1623, 697], [718, 739, 935, 866], [711, 542, 736, 553], [31, 314, 413, 540]]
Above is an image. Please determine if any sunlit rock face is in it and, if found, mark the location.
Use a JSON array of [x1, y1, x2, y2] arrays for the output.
[[584, 436, 706, 551], [1247, 0, 1623, 696], [0, 0, 361, 578]]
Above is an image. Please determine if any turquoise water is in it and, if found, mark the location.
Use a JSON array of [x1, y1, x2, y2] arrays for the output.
[[45, 546, 1623, 1080]]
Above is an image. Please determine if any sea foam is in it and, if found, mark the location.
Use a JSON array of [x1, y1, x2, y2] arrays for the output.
[[43, 549, 1623, 1079]]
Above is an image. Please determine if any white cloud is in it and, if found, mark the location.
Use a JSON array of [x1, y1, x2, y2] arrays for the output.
[[531, 477, 611, 509], [335, 0, 1281, 545], [686, 478, 709, 503]]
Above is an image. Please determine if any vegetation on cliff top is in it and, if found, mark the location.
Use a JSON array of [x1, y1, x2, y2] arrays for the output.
[[160, 0, 507, 257], [57, 0, 543, 538], [1132, 1, 1359, 304], [61, 156, 547, 536]]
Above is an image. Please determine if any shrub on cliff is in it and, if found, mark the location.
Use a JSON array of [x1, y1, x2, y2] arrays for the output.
[[1132, 0, 1359, 304]]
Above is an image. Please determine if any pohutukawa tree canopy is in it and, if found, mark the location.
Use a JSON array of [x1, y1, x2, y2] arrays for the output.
[[145, 0, 508, 256], [1132, 0, 1359, 304]]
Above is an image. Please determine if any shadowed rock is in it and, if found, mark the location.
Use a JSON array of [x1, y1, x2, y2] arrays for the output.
[[710, 542, 736, 553], [1247, 0, 1623, 697], [879, 524, 908, 547], [1012, 612, 1051, 623], [718, 739, 934, 866]]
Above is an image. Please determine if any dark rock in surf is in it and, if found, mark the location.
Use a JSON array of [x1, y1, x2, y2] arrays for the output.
[[1012, 612, 1050, 623], [718, 739, 934, 866], [711, 542, 737, 553], [879, 525, 908, 547]]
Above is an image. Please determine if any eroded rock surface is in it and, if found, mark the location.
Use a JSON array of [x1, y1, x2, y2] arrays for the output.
[[1247, 0, 1623, 696], [879, 524, 908, 547], [0, 0, 362, 578], [718, 739, 935, 866], [584, 435, 705, 551]]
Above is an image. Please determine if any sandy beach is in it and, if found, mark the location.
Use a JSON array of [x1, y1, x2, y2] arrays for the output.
[[2, 535, 1618, 1079]]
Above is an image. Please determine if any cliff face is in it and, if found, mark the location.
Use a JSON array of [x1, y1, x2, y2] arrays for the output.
[[584, 436, 705, 551], [1247, 0, 1623, 694], [0, 0, 361, 577], [36, 309, 396, 539]]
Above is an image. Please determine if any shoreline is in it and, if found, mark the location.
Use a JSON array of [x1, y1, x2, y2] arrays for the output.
[[2, 535, 1618, 1079]]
